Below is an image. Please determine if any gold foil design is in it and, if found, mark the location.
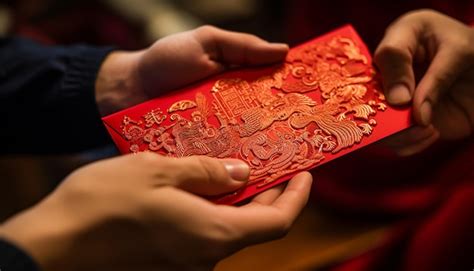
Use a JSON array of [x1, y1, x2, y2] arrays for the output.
[[120, 37, 387, 187], [168, 100, 197, 113], [144, 108, 166, 127]]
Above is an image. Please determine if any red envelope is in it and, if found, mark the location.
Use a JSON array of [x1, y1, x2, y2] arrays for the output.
[[102, 25, 411, 204]]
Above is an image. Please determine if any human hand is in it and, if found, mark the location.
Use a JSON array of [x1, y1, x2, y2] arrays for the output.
[[375, 10, 474, 156], [0, 153, 312, 271], [95, 25, 289, 115]]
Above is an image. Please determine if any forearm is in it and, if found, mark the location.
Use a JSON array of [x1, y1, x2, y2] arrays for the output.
[[0, 38, 114, 154]]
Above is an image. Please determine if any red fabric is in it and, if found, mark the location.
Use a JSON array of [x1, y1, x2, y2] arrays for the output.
[[284, 2, 474, 270], [325, 182, 474, 271], [312, 140, 474, 215], [315, 140, 474, 271], [403, 183, 474, 271]]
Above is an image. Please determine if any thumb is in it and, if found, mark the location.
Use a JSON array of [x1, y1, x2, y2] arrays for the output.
[[412, 47, 466, 126], [374, 18, 420, 105], [194, 25, 289, 67], [170, 156, 250, 196]]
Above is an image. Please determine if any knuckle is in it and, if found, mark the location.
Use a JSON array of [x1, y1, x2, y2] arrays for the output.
[[134, 153, 170, 175], [455, 38, 474, 62], [430, 73, 451, 90], [241, 32, 261, 42], [201, 215, 238, 260], [195, 156, 228, 182], [195, 156, 214, 180], [387, 9, 437, 33], [192, 25, 218, 43], [374, 44, 411, 66], [194, 25, 219, 35], [404, 9, 439, 20], [136, 151, 162, 165]]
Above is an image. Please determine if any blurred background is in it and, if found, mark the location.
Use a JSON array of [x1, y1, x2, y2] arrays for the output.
[[0, 1, 473, 270]]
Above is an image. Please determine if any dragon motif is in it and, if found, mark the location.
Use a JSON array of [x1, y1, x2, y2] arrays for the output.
[[120, 36, 387, 187]]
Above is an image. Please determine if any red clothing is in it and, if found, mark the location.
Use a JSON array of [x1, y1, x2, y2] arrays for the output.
[[312, 141, 474, 271], [286, 1, 474, 270], [285, 0, 474, 50]]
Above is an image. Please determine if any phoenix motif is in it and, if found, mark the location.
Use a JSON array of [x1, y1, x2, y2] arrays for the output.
[[120, 36, 386, 187]]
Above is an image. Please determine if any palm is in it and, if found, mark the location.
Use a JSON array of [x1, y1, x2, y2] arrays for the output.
[[136, 26, 288, 98]]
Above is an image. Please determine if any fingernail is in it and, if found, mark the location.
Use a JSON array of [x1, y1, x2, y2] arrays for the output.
[[388, 84, 411, 105], [271, 43, 289, 50], [222, 159, 250, 182], [420, 101, 432, 126]]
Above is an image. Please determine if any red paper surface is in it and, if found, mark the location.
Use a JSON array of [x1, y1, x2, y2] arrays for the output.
[[102, 25, 411, 204]]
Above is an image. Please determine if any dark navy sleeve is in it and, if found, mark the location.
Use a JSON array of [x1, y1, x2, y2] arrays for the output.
[[0, 37, 115, 154], [0, 239, 39, 271]]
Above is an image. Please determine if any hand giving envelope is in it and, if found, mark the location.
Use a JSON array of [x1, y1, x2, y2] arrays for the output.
[[102, 25, 411, 204]]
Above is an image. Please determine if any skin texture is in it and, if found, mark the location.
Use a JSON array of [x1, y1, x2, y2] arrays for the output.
[[0, 26, 313, 271], [376, 10, 474, 156], [94, 25, 289, 116], [0, 154, 312, 271]]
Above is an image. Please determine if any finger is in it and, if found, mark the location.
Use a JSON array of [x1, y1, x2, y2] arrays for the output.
[[250, 183, 286, 205], [217, 172, 312, 246], [396, 130, 440, 156], [412, 48, 468, 126], [164, 156, 250, 196], [267, 172, 313, 220], [374, 18, 420, 105], [194, 25, 289, 66], [381, 124, 437, 149]]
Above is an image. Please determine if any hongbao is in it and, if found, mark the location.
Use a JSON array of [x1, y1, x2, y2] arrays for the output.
[[121, 36, 387, 187]]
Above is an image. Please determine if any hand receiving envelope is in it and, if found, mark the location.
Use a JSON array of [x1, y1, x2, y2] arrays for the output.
[[102, 25, 411, 204]]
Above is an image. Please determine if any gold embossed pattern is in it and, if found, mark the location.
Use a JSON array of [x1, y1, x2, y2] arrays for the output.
[[120, 37, 386, 187]]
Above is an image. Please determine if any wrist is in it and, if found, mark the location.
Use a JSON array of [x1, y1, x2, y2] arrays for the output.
[[95, 50, 147, 116], [0, 200, 86, 271]]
